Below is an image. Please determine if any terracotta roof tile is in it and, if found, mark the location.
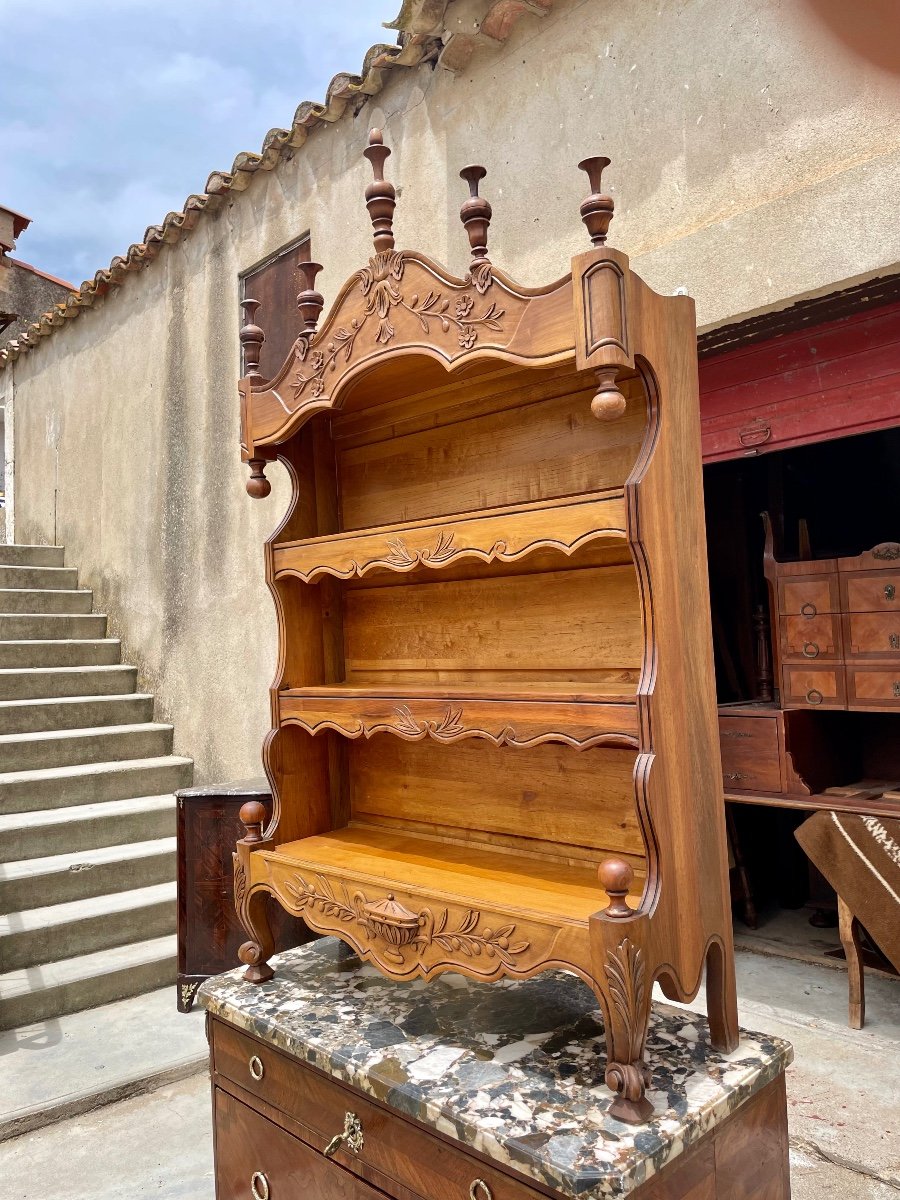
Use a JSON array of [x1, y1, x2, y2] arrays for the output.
[[0, 1, 554, 368]]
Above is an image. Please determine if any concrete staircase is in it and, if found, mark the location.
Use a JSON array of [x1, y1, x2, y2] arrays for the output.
[[0, 545, 193, 1029]]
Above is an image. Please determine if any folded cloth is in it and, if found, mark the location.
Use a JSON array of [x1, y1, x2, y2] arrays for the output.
[[796, 810, 900, 971]]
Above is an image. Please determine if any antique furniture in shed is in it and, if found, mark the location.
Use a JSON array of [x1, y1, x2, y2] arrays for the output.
[[176, 781, 309, 1011], [201, 940, 792, 1200], [764, 517, 900, 712], [234, 130, 739, 1123]]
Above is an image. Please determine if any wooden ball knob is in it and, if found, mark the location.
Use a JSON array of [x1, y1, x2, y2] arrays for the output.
[[240, 800, 267, 843], [599, 857, 634, 918], [246, 458, 271, 499], [591, 367, 626, 421]]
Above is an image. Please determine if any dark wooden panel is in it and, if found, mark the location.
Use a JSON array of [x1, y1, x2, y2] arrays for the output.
[[243, 237, 310, 382]]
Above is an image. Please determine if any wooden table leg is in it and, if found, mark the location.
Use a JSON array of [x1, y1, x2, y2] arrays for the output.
[[838, 894, 865, 1029]]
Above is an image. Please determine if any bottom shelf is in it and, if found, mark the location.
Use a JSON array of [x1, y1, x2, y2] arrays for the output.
[[265, 826, 644, 925]]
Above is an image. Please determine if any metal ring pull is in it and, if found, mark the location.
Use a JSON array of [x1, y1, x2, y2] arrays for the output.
[[249, 1055, 265, 1082], [806, 689, 824, 705], [324, 1112, 364, 1159], [802, 642, 820, 658], [469, 1181, 494, 1200], [800, 602, 817, 618], [251, 1171, 270, 1200]]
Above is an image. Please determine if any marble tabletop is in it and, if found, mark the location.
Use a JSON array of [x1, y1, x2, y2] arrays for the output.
[[199, 938, 792, 1198]]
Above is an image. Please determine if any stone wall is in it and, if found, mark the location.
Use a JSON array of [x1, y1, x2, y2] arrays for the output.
[[6, 0, 900, 780]]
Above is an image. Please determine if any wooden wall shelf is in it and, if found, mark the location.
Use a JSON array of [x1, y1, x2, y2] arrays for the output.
[[233, 132, 738, 1125]]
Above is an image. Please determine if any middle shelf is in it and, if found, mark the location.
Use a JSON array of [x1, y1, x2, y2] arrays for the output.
[[278, 687, 640, 750]]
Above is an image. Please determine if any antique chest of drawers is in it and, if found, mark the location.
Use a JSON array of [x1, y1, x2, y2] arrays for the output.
[[764, 531, 900, 712], [200, 939, 793, 1200]]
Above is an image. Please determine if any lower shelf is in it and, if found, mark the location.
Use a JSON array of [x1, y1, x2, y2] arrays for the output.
[[265, 827, 643, 925]]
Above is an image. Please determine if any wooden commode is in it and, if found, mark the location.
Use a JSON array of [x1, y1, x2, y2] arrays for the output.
[[234, 131, 738, 1123], [201, 940, 792, 1200]]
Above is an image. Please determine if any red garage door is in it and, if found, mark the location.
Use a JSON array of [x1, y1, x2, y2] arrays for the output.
[[699, 298, 900, 462]]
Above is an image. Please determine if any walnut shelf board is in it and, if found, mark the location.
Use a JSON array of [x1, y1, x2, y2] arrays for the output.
[[262, 826, 642, 925], [278, 690, 639, 749], [272, 490, 628, 584]]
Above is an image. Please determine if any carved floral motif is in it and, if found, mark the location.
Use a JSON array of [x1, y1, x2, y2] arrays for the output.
[[279, 873, 530, 968], [605, 936, 646, 1060], [288, 252, 505, 402], [873, 544, 900, 561]]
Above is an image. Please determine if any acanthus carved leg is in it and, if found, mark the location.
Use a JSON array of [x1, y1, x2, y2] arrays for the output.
[[234, 858, 276, 984]]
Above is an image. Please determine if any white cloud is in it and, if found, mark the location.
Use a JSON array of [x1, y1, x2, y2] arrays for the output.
[[0, 0, 392, 283]]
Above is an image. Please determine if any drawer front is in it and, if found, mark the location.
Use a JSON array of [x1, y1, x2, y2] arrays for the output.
[[718, 715, 782, 792], [215, 1087, 383, 1200], [213, 1020, 542, 1200], [780, 614, 842, 661], [780, 665, 845, 710], [844, 612, 900, 658], [843, 569, 900, 613], [778, 575, 839, 618], [846, 664, 900, 710]]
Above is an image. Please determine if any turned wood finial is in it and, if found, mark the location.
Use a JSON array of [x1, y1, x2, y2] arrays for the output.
[[577, 155, 614, 247], [459, 165, 492, 265], [599, 857, 634, 918], [239, 800, 267, 843], [246, 459, 271, 499], [591, 365, 627, 422], [363, 128, 396, 253], [296, 260, 324, 335], [239, 297, 265, 382]]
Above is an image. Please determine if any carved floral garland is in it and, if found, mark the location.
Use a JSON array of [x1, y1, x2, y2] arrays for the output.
[[280, 872, 530, 968], [289, 252, 504, 402]]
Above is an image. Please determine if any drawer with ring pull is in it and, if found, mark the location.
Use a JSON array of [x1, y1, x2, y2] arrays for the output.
[[214, 1086, 383, 1200], [780, 613, 842, 661], [211, 1017, 547, 1200], [777, 574, 840, 618], [780, 665, 846, 710]]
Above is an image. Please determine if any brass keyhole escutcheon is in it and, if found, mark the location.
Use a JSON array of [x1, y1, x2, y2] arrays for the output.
[[802, 642, 819, 658], [893, 682, 900, 698], [251, 1171, 270, 1200], [890, 633, 899, 650], [800, 602, 817, 619], [249, 1055, 264, 1082], [470, 1181, 494, 1200], [806, 689, 824, 705], [886, 584, 896, 601], [324, 1112, 365, 1159]]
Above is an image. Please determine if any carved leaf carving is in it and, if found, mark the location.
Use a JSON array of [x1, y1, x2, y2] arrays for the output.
[[605, 937, 647, 1061]]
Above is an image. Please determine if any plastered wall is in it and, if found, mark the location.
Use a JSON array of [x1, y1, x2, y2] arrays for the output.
[[7, 0, 900, 780]]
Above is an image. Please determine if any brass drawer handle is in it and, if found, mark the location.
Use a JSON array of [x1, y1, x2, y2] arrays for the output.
[[890, 634, 899, 650], [251, 1171, 270, 1200], [800, 602, 817, 618], [886, 584, 896, 601], [806, 689, 824, 705], [470, 1182, 493, 1200], [324, 1112, 364, 1159], [249, 1055, 264, 1082], [802, 642, 819, 658]]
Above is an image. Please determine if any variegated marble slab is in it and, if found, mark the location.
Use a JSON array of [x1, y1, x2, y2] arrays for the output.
[[199, 938, 792, 1198]]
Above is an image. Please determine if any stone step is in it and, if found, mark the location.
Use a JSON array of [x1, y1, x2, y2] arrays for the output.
[[0, 589, 93, 615], [0, 693, 153, 735], [0, 794, 176, 859], [0, 934, 176, 1030], [0, 754, 193, 813], [0, 639, 122, 668], [0, 722, 174, 773], [0, 545, 65, 568], [0, 613, 107, 640], [0, 664, 138, 701], [0, 565, 78, 590], [0, 836, 177, 911], [0, 882, 177, 971]]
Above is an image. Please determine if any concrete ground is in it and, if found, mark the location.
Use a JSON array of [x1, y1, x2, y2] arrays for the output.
[[1, 944, 898, 1198]]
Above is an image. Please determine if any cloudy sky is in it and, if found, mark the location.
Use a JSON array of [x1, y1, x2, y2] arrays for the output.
[[0, 0, 392, 285]]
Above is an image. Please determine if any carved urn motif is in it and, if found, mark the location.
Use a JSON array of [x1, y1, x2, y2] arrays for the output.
[[361, 893, 421, 963]]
